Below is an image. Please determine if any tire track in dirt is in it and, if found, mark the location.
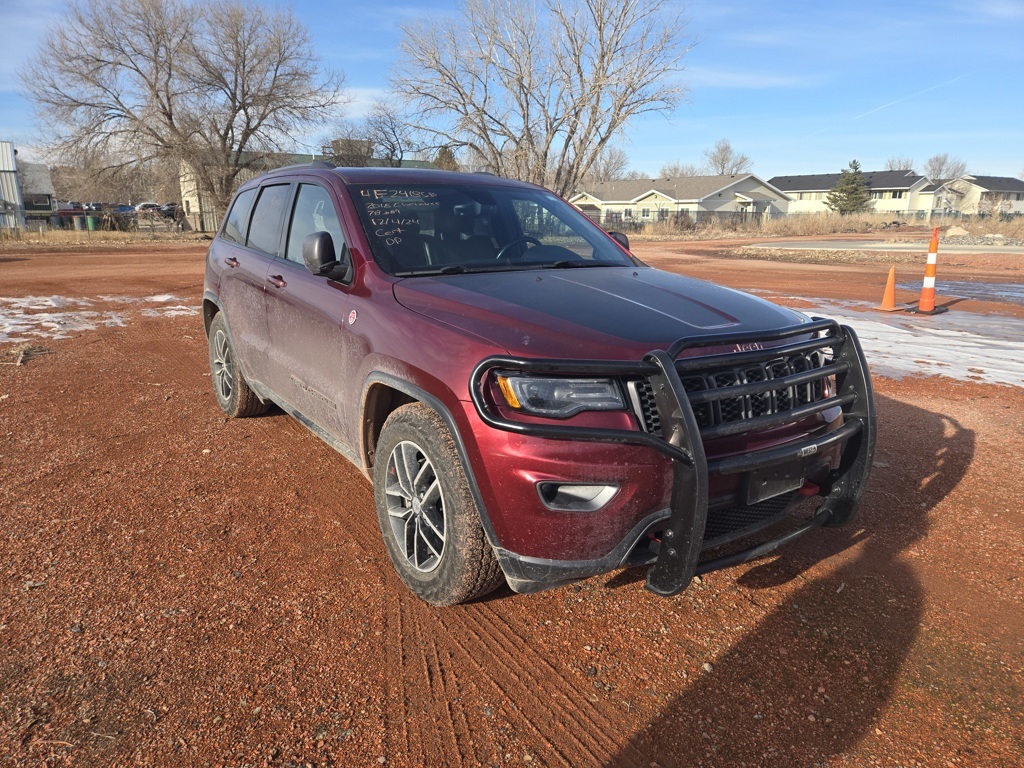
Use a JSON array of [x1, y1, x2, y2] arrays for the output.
[[440, 614, 579, 765], [431, 640, 483, 766], [383, 595, 525, 766], [457, 603, 636, 765], [385, 594, 634, 766], [405, 599, 476, 765], [383, 598, 413, 760]]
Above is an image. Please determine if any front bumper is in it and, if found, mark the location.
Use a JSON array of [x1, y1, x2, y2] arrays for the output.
[[470, 318, 876, 597]]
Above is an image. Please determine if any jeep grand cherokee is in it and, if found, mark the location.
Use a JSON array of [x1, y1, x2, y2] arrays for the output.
[[203, 166, 875, 606]]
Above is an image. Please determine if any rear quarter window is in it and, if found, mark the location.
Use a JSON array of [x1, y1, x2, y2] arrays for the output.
[[220, 188, 257, 244]]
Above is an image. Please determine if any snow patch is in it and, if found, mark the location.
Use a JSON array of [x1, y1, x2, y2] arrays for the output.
[[1, 293, 195, 344], [140, 305, 199, 318], [808, 300, 1024, 388]]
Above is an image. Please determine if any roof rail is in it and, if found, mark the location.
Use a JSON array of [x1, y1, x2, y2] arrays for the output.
[[268, 160, 336, 172]]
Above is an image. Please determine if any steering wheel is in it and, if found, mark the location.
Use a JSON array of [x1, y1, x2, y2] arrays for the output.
[[495, 236, 542, 260]]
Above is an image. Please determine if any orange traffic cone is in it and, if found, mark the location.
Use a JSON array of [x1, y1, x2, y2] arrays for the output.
[[907, 227, 948, 315], [873, 266, 902, 312]]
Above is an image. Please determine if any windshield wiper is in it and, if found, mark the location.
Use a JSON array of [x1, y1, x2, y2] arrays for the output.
[[543, 260, 617, 269], [394, 263, 529, 277]]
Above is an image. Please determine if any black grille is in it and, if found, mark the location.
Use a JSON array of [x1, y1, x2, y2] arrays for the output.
[[631, 352, 829, 436], [702, 492, 795, 547], [633, 376, 662, 435]]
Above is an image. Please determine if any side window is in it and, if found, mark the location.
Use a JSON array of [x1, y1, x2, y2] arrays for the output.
[[220, 188, 257, 244], [510, 197, 595, 258], [285, 184, 347, 265], [246, 184, 292, 256]]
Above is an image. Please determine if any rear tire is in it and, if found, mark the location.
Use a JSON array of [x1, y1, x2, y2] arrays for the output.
[[374, 403, 505, 606], [207, 313, 268, 418]]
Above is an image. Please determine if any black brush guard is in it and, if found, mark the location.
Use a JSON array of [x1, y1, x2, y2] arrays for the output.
[[470, 318, 876, 597]]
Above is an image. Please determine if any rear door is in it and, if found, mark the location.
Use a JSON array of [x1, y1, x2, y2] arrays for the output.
[[212, 186, 274, 383]]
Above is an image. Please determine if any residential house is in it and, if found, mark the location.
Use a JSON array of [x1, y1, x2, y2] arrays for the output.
[[767, 170, 931, 215], [18, 162, 58, 219], [569, 174, 792, 226], [941, 175, 1024, 215], [914, 180, 952, 215]]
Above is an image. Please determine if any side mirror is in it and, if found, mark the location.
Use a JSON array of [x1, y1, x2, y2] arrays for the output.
[[608, 230, 630, 251], [303, 231, 353, 282]]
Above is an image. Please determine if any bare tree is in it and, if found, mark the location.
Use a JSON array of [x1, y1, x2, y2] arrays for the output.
[[52, 152, 180, 204], [25, 0, 343, 218], [393, 0, 693, 196], [702, 139, 752, 175], [364, 102, 422, 168], [978, 194, 1011, 218], [659, 160, 704, 178], [586, 146, 633, 183], [324, 120, 375, 167], [884, 155, 915, 172], [923, 153, 967, 181], [321, 103, 423, 168]]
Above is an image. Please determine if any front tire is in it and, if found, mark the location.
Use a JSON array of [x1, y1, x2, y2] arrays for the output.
[[374, 403, 505, 606], [207, 313, 269, 418]]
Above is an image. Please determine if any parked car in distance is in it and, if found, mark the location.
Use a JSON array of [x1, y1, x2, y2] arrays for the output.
[[135, 202, 160, 216], [158, 203, 181, 219], [203, 166, 876, 606]]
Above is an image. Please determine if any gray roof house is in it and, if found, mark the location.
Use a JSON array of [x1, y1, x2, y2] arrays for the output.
[[942, 175, 1024, 215], [18, 162, 57, 214], [570, 174, 792, 224], [768, 170, 931, 214]]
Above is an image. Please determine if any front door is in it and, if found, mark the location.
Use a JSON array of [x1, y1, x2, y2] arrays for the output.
[[263, 182, 355, 447]]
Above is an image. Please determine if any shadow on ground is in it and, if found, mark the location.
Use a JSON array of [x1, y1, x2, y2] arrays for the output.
[[614, 393, 975, 766]]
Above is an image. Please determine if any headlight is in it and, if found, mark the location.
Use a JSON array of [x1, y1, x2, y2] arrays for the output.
[[495, 375, 625, 418]]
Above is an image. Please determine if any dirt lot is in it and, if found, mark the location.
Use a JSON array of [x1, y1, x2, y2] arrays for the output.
[[1, 241, 1022, 767]]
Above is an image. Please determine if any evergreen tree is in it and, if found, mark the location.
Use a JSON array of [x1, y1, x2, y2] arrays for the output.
[[433, 146, 460, 171], [825, 160, 871, 214]]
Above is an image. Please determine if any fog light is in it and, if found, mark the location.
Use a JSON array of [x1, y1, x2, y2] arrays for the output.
[[536, 482, 618, 512]]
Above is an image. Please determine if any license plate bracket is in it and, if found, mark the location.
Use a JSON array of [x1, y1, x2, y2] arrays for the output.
[[745, 463, 805, 505]]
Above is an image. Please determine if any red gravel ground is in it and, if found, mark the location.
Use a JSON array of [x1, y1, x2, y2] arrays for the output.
[[1, 241, 1022, 767]]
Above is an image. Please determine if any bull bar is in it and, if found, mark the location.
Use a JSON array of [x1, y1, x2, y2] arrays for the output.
[[469, 318, 876, 597]]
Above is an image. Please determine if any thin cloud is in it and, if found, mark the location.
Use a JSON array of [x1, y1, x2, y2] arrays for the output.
[[972, 0, 1024, 18], [685, 67, 820, 89], [344, 87, 391, 119], [851, 73, 971, 121]]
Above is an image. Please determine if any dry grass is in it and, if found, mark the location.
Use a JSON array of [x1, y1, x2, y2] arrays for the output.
[[757, 212, 882, 237], [730, 247, 928, 266], [0, 228, 207, 250], [941, 216, 1024, 239], [631, 212, 1024, 242], [631, 212, 890, 241]]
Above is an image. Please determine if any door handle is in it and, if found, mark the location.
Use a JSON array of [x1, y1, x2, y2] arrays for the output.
[[267, 275, 287, 288], [225, 257, 239, 268]]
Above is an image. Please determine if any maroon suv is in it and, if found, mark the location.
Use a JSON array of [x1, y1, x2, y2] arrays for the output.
[[203, 166, 875, 606]]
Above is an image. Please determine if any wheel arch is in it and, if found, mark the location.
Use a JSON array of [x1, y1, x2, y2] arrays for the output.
[[202, 292, 221, 336], [360, 373, 500, 548]]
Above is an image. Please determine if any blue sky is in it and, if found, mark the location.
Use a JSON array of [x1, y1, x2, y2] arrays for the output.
[[2, 0, 1022, 179]]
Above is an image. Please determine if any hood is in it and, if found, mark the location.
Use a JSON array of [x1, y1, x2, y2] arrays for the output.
[[393, 266, 808, 359]]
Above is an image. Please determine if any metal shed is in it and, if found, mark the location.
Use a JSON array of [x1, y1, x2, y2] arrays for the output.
[[0, 141, 27, 230]]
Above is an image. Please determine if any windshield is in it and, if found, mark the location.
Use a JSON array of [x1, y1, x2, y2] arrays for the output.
[[348, 182, 634, 276]]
